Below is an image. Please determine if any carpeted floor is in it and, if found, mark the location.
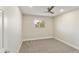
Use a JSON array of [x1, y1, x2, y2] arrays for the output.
[[19, 38, 79, 53]]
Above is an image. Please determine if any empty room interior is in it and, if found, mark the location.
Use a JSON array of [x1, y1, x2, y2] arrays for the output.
[[0, 6, 79, 53]]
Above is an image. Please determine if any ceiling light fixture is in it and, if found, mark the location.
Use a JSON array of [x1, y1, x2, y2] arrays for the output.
[[60, 9, 64, 12]]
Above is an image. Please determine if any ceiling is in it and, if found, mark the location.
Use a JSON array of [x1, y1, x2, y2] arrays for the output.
[[19, 6, 79, 17]]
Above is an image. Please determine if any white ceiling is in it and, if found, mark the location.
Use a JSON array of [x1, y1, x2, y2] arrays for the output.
[[19, 6, 79, 17]]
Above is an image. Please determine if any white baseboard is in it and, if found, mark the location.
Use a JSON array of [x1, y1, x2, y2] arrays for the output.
[[0, 48, 5, 53], [16, 40, 23, 53], [18, 36, 79, 52], [54, 37, 79, 50], [17, 36, 53, 52], [23, 36, 53, 41]]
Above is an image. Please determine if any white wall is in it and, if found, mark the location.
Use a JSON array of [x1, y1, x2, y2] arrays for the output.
[[22, 15, 53, 40], [54, 9, 79, 49], [0, 7, 8, 52], [3, 7, 22, 52], [0, 10, 2, 49]]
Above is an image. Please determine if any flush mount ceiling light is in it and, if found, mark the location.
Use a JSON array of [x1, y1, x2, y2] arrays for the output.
[[60, 9, 64, 12]]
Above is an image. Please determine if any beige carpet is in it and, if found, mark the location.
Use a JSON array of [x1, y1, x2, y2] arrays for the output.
[[19, 38, 79, 53]]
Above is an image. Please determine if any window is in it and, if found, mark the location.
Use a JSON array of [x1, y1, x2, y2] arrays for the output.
[[34, 20, 45, 28]]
